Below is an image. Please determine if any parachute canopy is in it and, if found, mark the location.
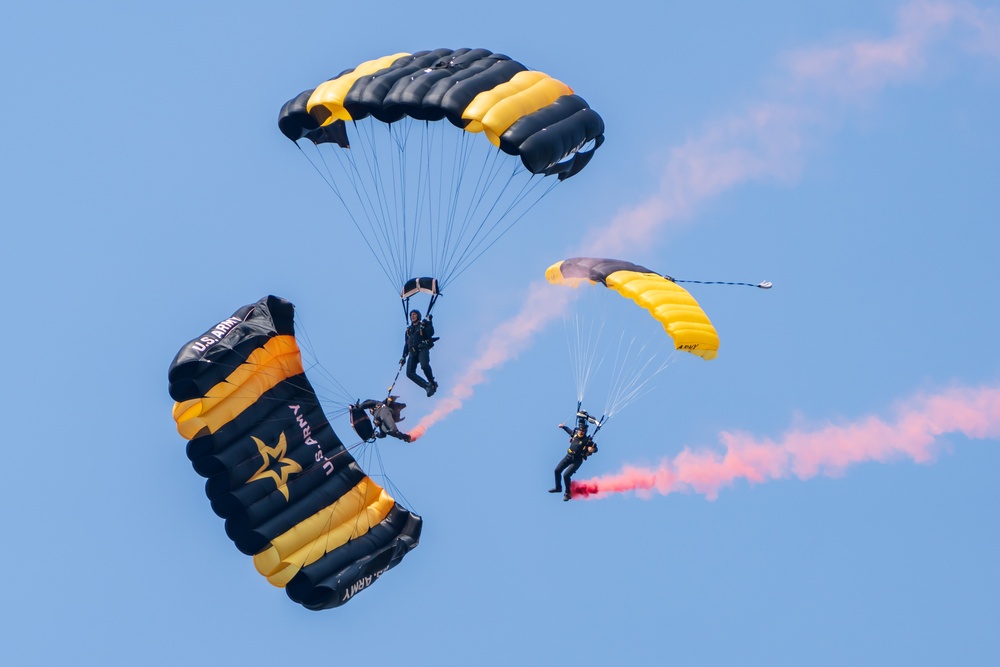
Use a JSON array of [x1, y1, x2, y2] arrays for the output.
[[279, 48, 604, 178], [278, 48, 605, 295], [168, 296, 421, 610], [546, 257, 720, 360]]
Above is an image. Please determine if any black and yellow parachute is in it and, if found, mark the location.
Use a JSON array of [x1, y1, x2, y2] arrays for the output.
[[546, 258, 720, 360], [278, 48, 605, 310], [168, 296, 421, 610]]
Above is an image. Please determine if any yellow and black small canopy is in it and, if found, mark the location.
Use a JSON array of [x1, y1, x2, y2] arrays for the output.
[[546, 258, 720, 360]]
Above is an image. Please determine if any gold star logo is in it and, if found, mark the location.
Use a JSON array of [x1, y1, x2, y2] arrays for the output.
[[247, 432, 302, 501]]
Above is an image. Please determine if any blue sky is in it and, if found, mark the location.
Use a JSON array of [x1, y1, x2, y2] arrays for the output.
[[2, 1, 999, 665]]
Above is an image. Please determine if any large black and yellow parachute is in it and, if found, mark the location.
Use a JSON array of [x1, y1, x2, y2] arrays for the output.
[[168, 296, 421, 610], [278, 48, 605, 312]]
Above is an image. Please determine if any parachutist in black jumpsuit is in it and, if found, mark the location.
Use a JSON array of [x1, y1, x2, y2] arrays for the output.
[[549, 424, 598, 501], [358, 397, 411, 442], [400, 309, 438, 397]]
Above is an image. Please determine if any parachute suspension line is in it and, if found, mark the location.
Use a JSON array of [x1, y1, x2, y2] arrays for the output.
[[603, 334, 677, 420], [389, 119, 420, 285], [346, 415, 419, 518], [441, 147, 518, 281], [434, 120, 457, 282], [295, 343, 364, 419], [435, 129, 484, 285], [297, 143, 397, 289], [405, 120, 431, 283], [358, 120, 407, 288], [326, 119, 400, 288], [445, 169, 557, 286], [326, 126, 399, 286], [565, 315, 587, 404], [435, 139, 503, 285], [306, 133, 400, 290], [428, 125, 461, 283], [410, 119, 477, 286], [565, 309, 608, 407], [388, 121, 408, 284]]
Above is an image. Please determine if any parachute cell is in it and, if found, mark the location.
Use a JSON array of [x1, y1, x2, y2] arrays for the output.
[[167, 296, 421, 610]]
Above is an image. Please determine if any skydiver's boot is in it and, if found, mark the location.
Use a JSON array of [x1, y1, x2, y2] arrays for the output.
[[426, 380, 438, 397], [563, 491, 572, 501], [389, 429, 411, 443], [548, 487, 561, 493]]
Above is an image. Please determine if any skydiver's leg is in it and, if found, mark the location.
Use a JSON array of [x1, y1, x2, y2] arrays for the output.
[[418, 349, 437, 396], [562, 459, 583, 498], [418, 349, 434, 383], [406, 354, 429, 389], [380, 411, 397, 433], [551, 454, 572, 492]]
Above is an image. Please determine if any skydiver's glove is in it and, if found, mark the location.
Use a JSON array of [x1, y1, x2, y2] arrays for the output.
[[558, 423, 565, 428], [399, 358, 405, 366]]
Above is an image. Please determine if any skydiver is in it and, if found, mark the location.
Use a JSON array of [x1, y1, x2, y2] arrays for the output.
[[400, 309, 439, 397], [548, 411, 600, 501], [358, 396, 412, 442]]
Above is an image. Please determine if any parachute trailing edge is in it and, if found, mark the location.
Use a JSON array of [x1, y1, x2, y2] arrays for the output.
[[168, 296, 421, 610]]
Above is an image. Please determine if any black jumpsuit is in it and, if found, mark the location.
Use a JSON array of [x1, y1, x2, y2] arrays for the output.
[[553, 425, 597, 498], [402, 318, 436, 391], [359, 399, 411, 442]]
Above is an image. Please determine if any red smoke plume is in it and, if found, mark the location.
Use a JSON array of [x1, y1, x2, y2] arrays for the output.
[[570, 384, 1000, 500]]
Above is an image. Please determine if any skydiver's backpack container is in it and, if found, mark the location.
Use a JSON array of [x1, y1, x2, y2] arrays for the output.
[[350, 405, 376, 442]]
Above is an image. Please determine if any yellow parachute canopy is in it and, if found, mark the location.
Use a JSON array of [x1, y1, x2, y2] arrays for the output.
[[546, 258, 719, 360]]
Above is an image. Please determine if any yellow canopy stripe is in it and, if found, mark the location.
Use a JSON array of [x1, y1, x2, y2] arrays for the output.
[[606, 271, 719, 360], [463, 71, 573, 145], [308, 52, 411, 123], [172, 335, 304, 440], [253, 478, 396, 587]]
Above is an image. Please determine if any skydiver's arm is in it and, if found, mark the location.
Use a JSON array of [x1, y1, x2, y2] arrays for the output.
[[422, 320, 435, 338], [560, 425, 574, 436], [359, 399, 378, 410]]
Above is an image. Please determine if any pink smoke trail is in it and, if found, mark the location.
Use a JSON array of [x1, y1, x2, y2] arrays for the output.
[[412, 282, 576, 435], [570, 383, 1000, 500], [412, 2, 1000, 437]]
